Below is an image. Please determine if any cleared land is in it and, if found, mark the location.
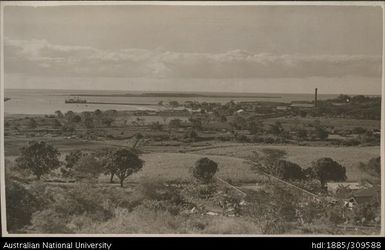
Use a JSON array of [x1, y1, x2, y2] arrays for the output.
[[189, 144, 380, 181], [99, 152, 258, 183]]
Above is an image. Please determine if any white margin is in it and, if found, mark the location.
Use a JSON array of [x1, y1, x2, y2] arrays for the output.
[[0, 0, 384, 238]]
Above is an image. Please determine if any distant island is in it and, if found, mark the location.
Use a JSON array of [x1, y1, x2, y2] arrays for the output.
[[70, 92, 282, 98]]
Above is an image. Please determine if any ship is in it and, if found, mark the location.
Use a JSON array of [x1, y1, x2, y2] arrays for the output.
[[65, 97, 87, 104]]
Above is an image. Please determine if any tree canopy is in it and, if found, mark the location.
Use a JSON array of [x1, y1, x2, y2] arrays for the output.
[[311, 158, 347, 189], [16, 141, 61, 180], [192, 157, 218, 183], [112, 149, 144, 187]]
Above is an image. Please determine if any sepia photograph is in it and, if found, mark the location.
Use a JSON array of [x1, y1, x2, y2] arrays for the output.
[[0, 1, 384, 236]]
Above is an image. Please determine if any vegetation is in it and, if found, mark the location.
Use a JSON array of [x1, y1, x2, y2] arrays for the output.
[[310, 158, 347, 189], [192, 157, 218, 184], [73, 154, 104, 181], [111, 149, 144, 187], [16, 141, 61, 180], [3, 94, 381, 235]]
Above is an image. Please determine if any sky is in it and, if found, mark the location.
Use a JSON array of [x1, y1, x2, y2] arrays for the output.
[[3, 4, 384, 94]]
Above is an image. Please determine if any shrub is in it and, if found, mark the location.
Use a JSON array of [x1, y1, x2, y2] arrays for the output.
[[73, 154, 104, 181], [352, 127, 367, 134], [30, 209, 72, 233], [275, 160, 305, 180], [192, 157, 218, 184], [6, 180, 41, 232], [236, 135, 250, 143]]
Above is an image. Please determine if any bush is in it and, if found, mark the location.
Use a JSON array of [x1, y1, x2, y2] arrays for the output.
[[275, 160, 305, 180], [72, 154, 104, 181], [192, 157, 218, 184], [352, 127, 367, 134], [236, 135, 250, 143], [30, 209, 72, 233], [6, 180, 41, 232]]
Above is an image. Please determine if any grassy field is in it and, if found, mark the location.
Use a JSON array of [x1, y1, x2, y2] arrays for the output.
[[190, 144, 380, 181], [6, 134, 379, 183], [266, 117, 380, 130], [98, 152, 258, 184]]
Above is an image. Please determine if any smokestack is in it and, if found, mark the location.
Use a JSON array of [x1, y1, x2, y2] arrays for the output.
[[314, 88, 318, 108]]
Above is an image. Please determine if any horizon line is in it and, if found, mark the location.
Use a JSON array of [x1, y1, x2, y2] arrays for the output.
[[3, 87, 382, 96]]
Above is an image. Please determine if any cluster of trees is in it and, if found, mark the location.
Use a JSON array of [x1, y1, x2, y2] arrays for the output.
[[15, 141, 144, 187], [317, 95, 381, 120], [54, 109, 118, 131], [14, 140, 220, 187], [252, 148, 347, 191]]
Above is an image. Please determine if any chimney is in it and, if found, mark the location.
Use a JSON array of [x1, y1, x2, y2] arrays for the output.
[[314, 88, 318, 108]]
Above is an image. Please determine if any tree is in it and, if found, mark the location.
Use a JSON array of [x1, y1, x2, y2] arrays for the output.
[[169, 101, 179, 108], [102, 117, 114, 127], [247, 119, 264, 135], [365, 157, 381, 176], [189, 118, 202, 130], [6, 180, 41, 232], [275, 160, 305, 180], [55, 110, 64, 118], [61, 150, 83, 177], [64, 110, 75, 121], [168, 119, 182, 129], [296, 128, 308, 141], [16, 141, 61, 180], [72, 115, 82, 123], [311, 158, 347, 189], [192, 157, 218, 183], [359, 157, 380, 185], [53, 119, 62, 128], [352, 127, 367, 135], [185, 129, 198, 141], [150, 121, 163, 131], [101, 149, 116, 183], [112, 149, 144, 187], [230, 115, 247, 130], [269, 121, 284, 136], [84, 117, 94, 128], [133, 133, 144, 148], [94, 109, 103, 117], [314, 125, 328, 140]]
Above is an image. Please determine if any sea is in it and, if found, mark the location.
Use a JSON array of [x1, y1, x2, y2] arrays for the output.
[[4, 89, 338, 115]]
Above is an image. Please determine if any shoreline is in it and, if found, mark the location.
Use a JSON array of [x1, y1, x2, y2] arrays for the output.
[[68, 93, 283, 98]]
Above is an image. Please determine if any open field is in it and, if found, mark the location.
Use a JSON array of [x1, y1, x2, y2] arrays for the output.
[[122, 152, 258, 183], [266, 117, 380, 131], [189, 144, 380, 181]]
